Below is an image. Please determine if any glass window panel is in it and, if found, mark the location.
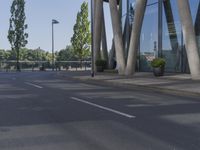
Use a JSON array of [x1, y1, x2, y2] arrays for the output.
[[121, 0, 200, 73], [162, 0, 183, 72], [193, 0, 200, 53], [140, 0, 158, 71]]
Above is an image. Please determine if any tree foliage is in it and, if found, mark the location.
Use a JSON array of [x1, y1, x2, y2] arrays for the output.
[[0, 47, 77, 62], [71, 2, 91, 61], [8, 0, 28, 71], [57, 46, 77, 61], [0, 48, 46, 61]]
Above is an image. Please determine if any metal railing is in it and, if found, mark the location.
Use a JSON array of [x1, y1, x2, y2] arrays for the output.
[[0, 60, 91, 72]]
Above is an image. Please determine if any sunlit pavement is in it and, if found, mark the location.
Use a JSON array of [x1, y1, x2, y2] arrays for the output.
[[0, 71, 200, 150]]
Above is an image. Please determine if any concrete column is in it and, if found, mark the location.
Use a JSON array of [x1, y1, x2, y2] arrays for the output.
[[109, 39, 116, 69], [123, 16, 131, 61], [94, 0, 103, 70], [109, 0, 126, 75], [177, 0, 200, 79], [101, 8, 109, 64], [125, 0, 147, 75]]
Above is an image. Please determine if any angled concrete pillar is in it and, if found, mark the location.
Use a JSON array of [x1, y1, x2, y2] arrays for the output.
[[125, 0, 147, 75], [109, 39, 116, 69], [123, 15, 131, 61], [109, 0, 126, 75], [177, 0, 200, 79], [101, 8, 109, 63], [94, 0, 103, 70]]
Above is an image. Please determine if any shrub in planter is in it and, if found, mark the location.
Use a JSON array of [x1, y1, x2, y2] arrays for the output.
[[95, 59, 107, 72], [151, 58, 166, 76]]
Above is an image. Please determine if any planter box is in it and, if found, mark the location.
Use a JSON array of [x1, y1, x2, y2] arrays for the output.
[[153, 67, 164, 76]]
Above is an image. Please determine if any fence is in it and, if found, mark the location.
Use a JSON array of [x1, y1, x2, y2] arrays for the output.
[[0, 61, 92, 72]]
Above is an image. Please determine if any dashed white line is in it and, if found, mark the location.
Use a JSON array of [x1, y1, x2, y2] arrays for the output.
[[71, 97, 136, 119], [25, 82, 43, 89]]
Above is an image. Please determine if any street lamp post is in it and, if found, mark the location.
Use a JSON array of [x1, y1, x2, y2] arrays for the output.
[[91, 0, 95, 77], [52, 19, 59, 71]]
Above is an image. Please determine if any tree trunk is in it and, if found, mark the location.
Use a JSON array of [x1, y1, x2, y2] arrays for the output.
[[16, 48, 20, 72], [177, 0, 200, 79], [109, 0, 126, 75], [125, 0, 147, 75]]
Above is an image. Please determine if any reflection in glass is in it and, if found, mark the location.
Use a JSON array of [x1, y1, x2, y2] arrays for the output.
[[162, 0, 182, 72], [120, 0, 200, 73], [140, 1, 158, 71], [121, 0, 136, 61], [195, 0, 200, 53]]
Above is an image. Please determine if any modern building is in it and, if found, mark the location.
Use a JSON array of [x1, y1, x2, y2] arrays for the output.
[[122, 0, 200, 73], [92, 0, 200, 79]]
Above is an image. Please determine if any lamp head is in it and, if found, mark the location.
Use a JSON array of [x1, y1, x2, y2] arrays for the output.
[[52, 19, 59, 24]]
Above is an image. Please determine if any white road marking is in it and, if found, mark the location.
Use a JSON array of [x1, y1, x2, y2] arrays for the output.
[[25, 82, 43, 89], [126, 104, 155, 107], [71, 97, 136, 119]]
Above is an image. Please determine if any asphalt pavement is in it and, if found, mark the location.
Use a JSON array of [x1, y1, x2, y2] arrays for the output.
[[0, 71, 200, 150]]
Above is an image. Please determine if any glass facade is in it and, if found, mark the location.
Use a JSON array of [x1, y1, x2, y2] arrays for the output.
[[122, 0, 200, 73], [140, 0, 158, 71]]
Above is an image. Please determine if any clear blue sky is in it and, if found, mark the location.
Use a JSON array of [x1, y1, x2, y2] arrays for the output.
[[0, 0, 113, 52]]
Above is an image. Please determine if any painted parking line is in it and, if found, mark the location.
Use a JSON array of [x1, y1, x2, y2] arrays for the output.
[[25, 82, 43, 89], [71, 97, 136, 119]]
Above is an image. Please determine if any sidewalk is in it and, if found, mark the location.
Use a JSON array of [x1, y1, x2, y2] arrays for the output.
[[59, 71, 200, 97]]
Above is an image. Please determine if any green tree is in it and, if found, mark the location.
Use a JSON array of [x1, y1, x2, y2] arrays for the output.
[[0, 49, 6, 61], [19, 48, 28, 60], [57, 46, 77, 61], [8, 0, 28, 71], [4, 50, 11, 60], [7, 49, 16, 60], [71, 2, 91, 65]]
